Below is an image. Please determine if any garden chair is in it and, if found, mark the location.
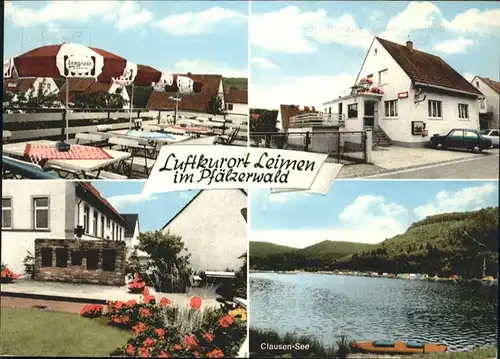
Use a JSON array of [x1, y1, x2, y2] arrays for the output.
[[108, 136, 156, 178]]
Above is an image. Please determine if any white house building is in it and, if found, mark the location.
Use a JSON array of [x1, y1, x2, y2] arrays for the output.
[[4, 77, 59, 102], [322, 37, 484, 147], [161, 189, 247, 272], [1, 181, 127, 274], [470, 76, 500, 130], [224, 88, 248, 117]]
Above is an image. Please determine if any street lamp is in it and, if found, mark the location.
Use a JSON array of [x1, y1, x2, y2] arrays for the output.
[[169, 93, 181, 125], [461, 229, 488, 278]]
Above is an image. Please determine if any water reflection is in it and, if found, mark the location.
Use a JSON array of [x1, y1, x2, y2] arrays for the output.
[[250, 273, 498, 351]]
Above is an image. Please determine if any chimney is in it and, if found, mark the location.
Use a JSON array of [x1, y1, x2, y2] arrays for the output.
[[406, 41, 414, 50]]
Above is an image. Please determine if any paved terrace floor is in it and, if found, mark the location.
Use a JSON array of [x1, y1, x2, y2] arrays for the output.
[[1, 280, 219, 310]]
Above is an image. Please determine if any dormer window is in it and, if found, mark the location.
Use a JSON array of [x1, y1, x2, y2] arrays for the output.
[[476, 81, 479, 88]]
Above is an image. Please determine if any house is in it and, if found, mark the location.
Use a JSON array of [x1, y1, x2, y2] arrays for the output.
[[322, 37, 483, 147], [161, 189, 247, 272], [1, 181, 127, 274], [3, 77, 59, 102], [146, 74, 224, 114], [224, 88, 248, 116], [277, 104, 318, 132], [57, 78, 131, 108], [121, 213, 140, 252], [470, 76, 500, 129]]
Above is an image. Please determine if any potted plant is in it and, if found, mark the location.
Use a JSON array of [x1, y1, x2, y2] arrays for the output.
[[1, 263, 20, 283], [128, 273, 146, 293]]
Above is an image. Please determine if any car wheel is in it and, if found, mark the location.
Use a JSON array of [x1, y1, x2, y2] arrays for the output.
[[472, 146, 482, 154], [436, 143, 444, 149]]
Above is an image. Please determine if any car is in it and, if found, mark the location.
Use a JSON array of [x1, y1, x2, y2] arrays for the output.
[[429, 128, 493, 153], [479, 129, 500, 147]]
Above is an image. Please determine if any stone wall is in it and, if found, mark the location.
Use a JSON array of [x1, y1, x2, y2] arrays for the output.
[[34, 238, 127, 286]]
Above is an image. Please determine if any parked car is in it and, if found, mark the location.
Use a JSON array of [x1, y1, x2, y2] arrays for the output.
[[480, 129, 500, 147], [429, 128, 493, 153]]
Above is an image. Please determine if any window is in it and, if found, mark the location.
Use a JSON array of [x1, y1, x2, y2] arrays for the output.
[[93, 210, 98, 236], [102, 250, 117, 271], [367, 74, 373, 79], [41, 248, 53, 267], [86, 250, 99, 270], [448, 129, 463, 138], [101, 216, 105, 238], [107, 218, 111, 229], [347, 104, 358, 119], [428, 100, 442, 118], [378, 69, 388, 84], [328, 107, 332, 114], [71, 251, 84, 266], [83, 206, 90, 234], [33, 197, 49, 230], [55, 248, 68, 267], [490, 130, 499, 137], [112, 223, 115, 241], [384, 100, 398, 117], [374, 48, 378, 55], [476, 81, 479, 88], [226, 103, 233, 111], [2, 198, 12, 229], [458, 104, 469, 119], [463, 130, 479, 139]]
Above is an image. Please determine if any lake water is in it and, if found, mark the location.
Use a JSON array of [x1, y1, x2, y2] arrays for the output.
[[250, 273, 498, 352]]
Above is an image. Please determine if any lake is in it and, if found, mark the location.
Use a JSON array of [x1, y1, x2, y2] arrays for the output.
[[250, 272, 498, 352]]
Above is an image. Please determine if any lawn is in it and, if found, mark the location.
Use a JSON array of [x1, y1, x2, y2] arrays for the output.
[[412, 347, 497, 359], [0, 307, 131, 356]]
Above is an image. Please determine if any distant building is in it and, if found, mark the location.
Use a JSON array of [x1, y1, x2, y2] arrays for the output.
[[224, 88, 248, 117], [161, 190, 247, 272], [57, 78, 131, 109], [2, 181, 126, 274], [121, 213, 140, 251], [470, 76, 500, 129]]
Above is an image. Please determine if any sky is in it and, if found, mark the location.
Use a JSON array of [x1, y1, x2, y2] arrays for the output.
[[250, 1, 500, 109], [3, 0, 249, 77], [92, 181, 199, 232], [250, 180, 499, 248]]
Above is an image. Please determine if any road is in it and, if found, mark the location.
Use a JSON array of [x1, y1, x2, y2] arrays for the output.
[[366, 154, 499, 179]]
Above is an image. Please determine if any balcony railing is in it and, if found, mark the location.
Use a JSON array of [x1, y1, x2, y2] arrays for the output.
[[289, 113, 346, 128]]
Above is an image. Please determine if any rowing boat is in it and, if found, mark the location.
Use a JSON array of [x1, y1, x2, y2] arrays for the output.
[[351, 340, 447, 354]]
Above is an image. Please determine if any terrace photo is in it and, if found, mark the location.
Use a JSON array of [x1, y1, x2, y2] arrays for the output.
[[3, 0, 249, 181], [0, 180, 248, 357]]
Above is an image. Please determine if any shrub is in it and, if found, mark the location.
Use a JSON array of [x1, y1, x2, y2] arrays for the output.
[[80, 304, 104, 318], [1, 263, 20, 282], [129, 273, 147, 293], [23, 251, 36, 279]]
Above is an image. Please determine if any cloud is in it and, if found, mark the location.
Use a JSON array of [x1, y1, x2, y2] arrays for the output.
[[433, 36, 474, 54], [153, 6, 246, 36], [4, 1, 152, 30], [443, 8, 500, 36], [250, 57, 279, 70], [369, 10, 384, 23], [171, 59, 248, 78], [250, 73, 356, 110], [252, 194, 409, 247], [107, 192, 156, 210], [413, 183, 497, 219]]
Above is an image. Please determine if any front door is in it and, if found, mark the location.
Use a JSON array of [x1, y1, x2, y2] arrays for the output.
[[338, 103, 343, 116], [363, 102, 375, 127]]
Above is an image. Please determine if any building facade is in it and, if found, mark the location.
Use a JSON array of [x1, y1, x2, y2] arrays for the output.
[[471, 76, 500, 129]]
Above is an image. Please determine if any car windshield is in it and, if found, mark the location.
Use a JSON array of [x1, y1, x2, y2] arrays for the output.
[[480, 130, 490, 135]]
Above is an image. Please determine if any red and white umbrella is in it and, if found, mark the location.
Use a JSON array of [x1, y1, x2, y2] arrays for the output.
[[135, 64, 204, 94]]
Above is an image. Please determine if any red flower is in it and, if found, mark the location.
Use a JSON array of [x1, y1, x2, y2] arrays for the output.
[[143, 294, 155, 304], [203, 332, 214, 343], [189, 296, 202, 310], [126, 299, 137, 307], [143, 286, 150, 296], [138, 346, 150, 358], [184, 335, 199, 350], [79, 304, 103, 318], [126, 345, 136, 356], [133, 322, 148, 335], [218, 315, 234, 328], [173, 344, 182, 351], [207, 348, 225, 358], [139, 308, 152, 317], [160, 297, 172, 307], [143, 337, 155, 347], [158, 352, 170, 358], [154, 328, 166, 340], [193, 352, 200, 357]]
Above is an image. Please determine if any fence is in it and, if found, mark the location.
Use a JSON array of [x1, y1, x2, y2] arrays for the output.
[[2, 108, 248, 143], [250, 130, 371, 164], [288, 113, 346, 128]]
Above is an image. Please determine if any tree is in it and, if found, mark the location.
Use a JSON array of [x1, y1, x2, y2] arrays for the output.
[[4, 79, 60, 113], [133, 230, 192, 293], [74, 91, 127, 110], [206, 95, 225, 116]]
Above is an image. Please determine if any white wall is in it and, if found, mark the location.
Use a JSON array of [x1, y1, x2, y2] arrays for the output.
[[472, 76, 500, 128], [74, 202, 124, 241], [1, 181, 74, 274], [29, 77, 59, 96], [163, 190, 247, 272], [226, 103, 248, 116]]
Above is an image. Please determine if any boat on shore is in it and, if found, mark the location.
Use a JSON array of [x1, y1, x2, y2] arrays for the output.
[[351, 340, 447, 355]]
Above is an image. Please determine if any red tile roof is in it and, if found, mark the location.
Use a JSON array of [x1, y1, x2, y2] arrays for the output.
[[3, 78, 36, 93], [146, 74, 222, 112], [279, 104, 318, 130], [478, 76, 500, 95], [225, 89, 248, 104], [78, 182, 125, 225], [57, 79, 113, 102], [375, 37, 482, 96]]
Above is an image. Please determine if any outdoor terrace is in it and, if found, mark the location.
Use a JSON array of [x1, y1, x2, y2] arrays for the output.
[[288, 113, 346, 128]]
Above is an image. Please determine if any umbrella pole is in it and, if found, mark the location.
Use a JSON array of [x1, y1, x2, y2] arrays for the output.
[[65, 77, 69, 141], [129, 84, 135, 130]]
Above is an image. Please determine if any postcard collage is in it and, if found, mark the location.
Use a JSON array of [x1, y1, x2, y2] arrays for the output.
[[1, 1, 499, 358]]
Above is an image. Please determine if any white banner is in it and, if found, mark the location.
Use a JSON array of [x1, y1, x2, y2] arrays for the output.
[[142, 146, 343, 195]]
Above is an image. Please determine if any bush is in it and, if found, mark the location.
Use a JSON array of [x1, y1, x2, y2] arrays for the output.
[[23, 251, 35, 279], [80, 304, 104, 318], [1, 263, 20, 283]]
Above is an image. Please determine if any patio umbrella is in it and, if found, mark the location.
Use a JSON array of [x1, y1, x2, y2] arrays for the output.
[[6, 43, 132, 140], [110, 61, 139, 130]]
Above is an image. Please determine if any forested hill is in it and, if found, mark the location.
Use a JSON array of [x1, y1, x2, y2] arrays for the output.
[[223, 77, 247, 90], [250, 207, 499, 277], [249, 240, 373, 271], [336, 207, 499, 277]]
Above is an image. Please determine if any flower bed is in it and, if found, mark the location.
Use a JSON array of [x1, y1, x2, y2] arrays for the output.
[[1, 264, 20, 283], [80, 285, 247, 358], [128, 273, 147, 294]]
